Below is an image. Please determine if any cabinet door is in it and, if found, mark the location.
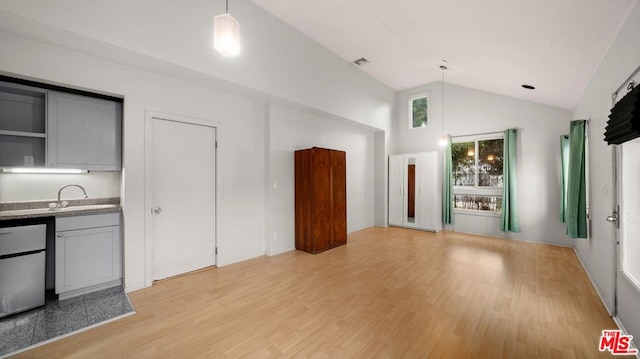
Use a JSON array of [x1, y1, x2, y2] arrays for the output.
[[311, 148, 331, 252], [47, 91, 122, 170], [418, 151, 443, 232], [331, 150, 347, 246], [55, 225, 121, 294], [388, 154, 404, 226]]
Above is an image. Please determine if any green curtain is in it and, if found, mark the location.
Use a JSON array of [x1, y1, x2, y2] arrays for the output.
[[560, 135, 570, 222], [566, 120, 588, 238], [443, 135, 454, 224], [501, 129, 520, 232]]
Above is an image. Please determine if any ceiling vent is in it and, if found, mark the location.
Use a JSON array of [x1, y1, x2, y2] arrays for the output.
[[353, 58, 369, 66]]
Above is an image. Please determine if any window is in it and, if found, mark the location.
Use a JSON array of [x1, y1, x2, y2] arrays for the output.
[[409, 94, 428, 128], [451, 135, 504, 213]]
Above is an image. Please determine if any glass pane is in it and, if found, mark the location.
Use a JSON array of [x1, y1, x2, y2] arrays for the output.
[[478, 139, 503, 187], [454, 195, 502, 212], [411, 97, 428, 128], [451, 141, 475, 186]]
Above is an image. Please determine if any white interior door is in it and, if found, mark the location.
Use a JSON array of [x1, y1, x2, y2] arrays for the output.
[[148, 115, 216, 281], [614, 139, 640, 341]]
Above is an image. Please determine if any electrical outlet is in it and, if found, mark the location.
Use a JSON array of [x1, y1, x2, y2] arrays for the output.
[[24, 156, 34, 167]]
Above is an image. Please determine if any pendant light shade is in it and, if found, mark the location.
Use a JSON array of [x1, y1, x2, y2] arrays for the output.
[[214, 12, 240, 56]]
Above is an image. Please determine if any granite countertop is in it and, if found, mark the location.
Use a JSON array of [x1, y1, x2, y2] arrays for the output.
[[0, 197, 121, 220]]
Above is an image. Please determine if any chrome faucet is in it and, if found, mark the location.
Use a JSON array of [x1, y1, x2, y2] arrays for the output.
[[57, 184, 88, 208]]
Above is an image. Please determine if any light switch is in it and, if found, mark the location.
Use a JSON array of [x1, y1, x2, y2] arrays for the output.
[[273, 181, 278, 189]]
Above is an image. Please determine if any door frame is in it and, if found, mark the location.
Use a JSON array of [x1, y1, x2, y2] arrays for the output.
[[143, 111, 220, 287]]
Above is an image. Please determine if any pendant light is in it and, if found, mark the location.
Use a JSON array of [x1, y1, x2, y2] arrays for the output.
[[214, 0, 240, 56], [438, 63, 449, 147]]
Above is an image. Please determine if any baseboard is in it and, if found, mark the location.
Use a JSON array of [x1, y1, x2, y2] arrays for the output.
[[572, 247, 614, 316], [217, 252, 264, 267], [124, 282, 149, 293], [267, 247, 295, 256]]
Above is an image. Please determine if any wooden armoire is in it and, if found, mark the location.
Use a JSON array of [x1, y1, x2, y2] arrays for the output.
[[294, 147, 347, 254]]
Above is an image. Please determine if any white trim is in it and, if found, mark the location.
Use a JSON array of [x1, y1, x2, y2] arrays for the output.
[[267, 247, 295, 256], [621, 271, 640, 295], [454, 208, 501, 218], [217, 252, 264, 267], [143, 110, 220, 287], [408, 91, 430, 130]]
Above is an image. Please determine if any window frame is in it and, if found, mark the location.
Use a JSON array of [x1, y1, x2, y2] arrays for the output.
[[452, 133, 504, 216], [408, 92, 429, 130]]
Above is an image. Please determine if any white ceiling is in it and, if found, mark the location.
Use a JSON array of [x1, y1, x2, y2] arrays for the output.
[[251, 0, 636, 109]]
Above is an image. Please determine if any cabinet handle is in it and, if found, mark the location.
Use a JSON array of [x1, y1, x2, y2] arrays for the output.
[[0, 232, 11, 235], [57, 233, 64, 238]]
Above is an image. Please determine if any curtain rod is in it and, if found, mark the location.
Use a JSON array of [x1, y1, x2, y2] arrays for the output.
[[613, 62, 640, 103]]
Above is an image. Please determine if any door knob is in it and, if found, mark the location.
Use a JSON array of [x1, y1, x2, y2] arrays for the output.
[[606, 207, 620, 230], [152, 207, 162, 214]]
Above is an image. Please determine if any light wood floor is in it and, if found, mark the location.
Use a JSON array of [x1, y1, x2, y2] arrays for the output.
[[15, 227, 624, 358]]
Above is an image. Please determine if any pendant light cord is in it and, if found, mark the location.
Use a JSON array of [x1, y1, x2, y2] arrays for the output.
[[440, 65, 447, 134], [226, 0, 229, 13]]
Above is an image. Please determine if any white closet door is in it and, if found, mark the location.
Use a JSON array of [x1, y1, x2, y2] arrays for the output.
[[388, 154, 404, 226], [418, 151, 443, 232]]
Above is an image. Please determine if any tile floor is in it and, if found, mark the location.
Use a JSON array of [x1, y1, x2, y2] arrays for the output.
[[0, 286, 134, 357]]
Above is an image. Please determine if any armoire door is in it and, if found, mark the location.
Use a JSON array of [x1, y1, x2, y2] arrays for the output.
[[312, 148, 332, 252], [331, 150, 347, 246]]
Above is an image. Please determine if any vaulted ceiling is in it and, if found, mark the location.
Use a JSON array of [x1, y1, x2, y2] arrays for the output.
[[251, 0, 636, 109]]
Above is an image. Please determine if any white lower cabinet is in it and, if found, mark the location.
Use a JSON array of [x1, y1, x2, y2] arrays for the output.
[[55, 213, 121, 299]]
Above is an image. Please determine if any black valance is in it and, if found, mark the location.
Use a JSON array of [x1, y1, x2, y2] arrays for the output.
[[605, 85, 640, 145]]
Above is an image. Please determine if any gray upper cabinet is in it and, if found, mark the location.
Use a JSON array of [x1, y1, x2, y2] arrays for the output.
[[47, 91, 122, 171], [0, 82, 47, 168]]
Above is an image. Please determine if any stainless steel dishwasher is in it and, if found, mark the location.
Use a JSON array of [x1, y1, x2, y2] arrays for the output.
[[0, 224, 47, 318]]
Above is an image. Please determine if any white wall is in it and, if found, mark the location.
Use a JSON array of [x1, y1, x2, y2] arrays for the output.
[[0, 172, 120, 202], [0, 1, 395, 133], [395, 83, 573, 246], [267, 103, 376, 255], [0, 0, 395, 291], [573, 1, 640, 340], [0, 30, 269, 289]]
